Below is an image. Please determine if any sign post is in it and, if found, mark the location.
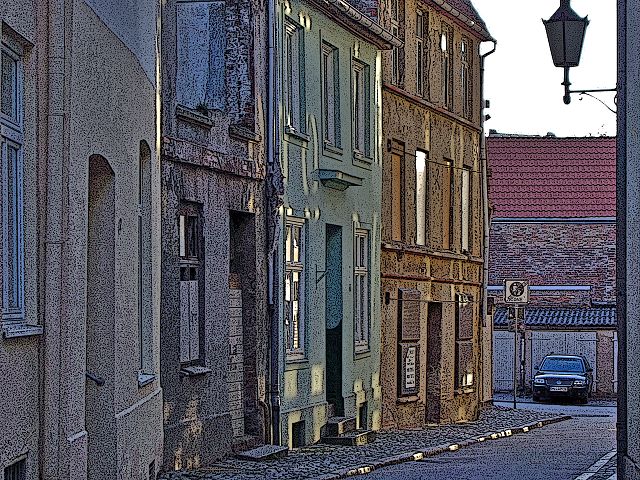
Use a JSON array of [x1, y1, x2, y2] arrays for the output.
[[504, 280, 529, 409]]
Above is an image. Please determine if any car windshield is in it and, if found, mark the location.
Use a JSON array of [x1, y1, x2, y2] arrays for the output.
[[540, 357, 584, 373]]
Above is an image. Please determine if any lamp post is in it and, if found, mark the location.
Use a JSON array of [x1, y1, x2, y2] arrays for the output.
[[543, 0, 616, 104]]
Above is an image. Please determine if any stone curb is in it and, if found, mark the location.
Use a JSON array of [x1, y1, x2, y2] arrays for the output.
[[318, 414, 572, 479]]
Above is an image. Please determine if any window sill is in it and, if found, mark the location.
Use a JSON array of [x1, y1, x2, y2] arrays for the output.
[[180, 365, 212, 377], [323, 142, 344, 159], [284, 125, 310, 144], [397, 395, 420, 404], [352, 150, 372, 169], [454, 387, 475, 395], [354, 347, 371, 359], [229, 124, 262, 143], [2, 324, 43, 339], [138, 372, 156, 387], [285, 356, 309, 370], [176, 105, 213, 129]]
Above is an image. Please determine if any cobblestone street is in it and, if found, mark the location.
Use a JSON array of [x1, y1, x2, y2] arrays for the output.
[[160, 407, 569, 480]]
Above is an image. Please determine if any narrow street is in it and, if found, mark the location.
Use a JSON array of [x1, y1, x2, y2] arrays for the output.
[[365, 400, 617, 480]]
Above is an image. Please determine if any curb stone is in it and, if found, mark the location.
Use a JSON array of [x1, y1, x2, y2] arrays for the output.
[[318, 415, 572, 479]]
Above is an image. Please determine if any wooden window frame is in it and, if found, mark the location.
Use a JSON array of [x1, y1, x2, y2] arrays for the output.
[[354, 229, 370, 352], [285, 20, 305, 134], [285, 217, 305, 359], [322, 42, 340, 148]]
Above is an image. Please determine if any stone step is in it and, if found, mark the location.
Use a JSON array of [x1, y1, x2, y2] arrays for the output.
[[235, 444, 289, 461], [321, 429, 376, 447], [322, 416, 357, 437]]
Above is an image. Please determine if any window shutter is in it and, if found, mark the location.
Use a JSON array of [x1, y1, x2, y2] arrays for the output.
[[188, 280, 200, 361], [179, 281, 191, 363]]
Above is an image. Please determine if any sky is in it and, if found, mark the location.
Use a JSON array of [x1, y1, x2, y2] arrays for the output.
[[472, 0, 617, 137]]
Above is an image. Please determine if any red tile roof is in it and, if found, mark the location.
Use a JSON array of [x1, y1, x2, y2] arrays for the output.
[[487, 135, 616, 218]]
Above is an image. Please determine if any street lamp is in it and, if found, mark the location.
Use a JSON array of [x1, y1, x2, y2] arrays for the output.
[[543, 0, 616, 104]]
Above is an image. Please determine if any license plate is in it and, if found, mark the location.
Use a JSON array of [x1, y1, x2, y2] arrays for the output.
[[550, 386, 568, 392]]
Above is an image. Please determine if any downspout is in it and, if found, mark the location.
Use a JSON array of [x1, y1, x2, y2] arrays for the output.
[[267, 0, 284, 446], [480, 40, 496, 408], [616, 0, 627, 474]]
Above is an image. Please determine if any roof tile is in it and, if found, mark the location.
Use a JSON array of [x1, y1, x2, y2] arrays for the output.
[[487, 136, 616, 218]]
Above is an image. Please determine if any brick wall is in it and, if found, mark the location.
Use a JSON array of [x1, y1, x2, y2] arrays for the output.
[[489, 221, 616, 305]]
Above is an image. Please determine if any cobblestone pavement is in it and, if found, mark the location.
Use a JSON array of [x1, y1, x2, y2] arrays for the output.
[[160, 407, 569, 480]]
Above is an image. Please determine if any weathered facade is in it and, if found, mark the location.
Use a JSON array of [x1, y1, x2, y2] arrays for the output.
[[378, 0, 493, 428], [160, 0, 269, 469], [270, 0, 397, 448], [1, 1, 163, 479]]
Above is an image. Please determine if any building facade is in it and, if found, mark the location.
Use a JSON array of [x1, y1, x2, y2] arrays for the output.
[[378, 0, 493, 428], [1, 1, 163, 479], [487, 135, 617, 397], [270, 0, 397, 448], [617, 0, 640, 477], [160, 0, 269, 469]]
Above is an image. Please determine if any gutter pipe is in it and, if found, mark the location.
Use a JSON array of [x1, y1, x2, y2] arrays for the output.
[[267, 0, 282, 446], [480, 40, 496, 406]]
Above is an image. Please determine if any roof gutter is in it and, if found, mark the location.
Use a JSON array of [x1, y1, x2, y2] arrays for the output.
[[431, 0, 494, 41], [321, 0, 403, 47]]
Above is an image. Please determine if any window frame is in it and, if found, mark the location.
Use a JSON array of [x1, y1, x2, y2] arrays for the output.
[[416, 10, 428, 98], [461, 37, 472, 119], [351, 59, 370, 157], [284, 19, 305, 135], [322, 42, 340, 148], [461, 166, 471, 253], [285, 217, 306, 359], [354, 228, 370, 353], [415, 150, 428, 246], [455, 293, 474, 389], [441, 23, 453, 110], [178, 205, 204, 365], [390, 0, 402, 87], [1, 38, 25, 326]]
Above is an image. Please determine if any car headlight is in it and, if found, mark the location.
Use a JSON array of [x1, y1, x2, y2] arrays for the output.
[[573, 379, 586, 386], [534, 378, 545, 385]]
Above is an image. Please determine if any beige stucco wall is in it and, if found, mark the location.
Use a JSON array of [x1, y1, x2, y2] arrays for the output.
[[1, 1, 162, 478]]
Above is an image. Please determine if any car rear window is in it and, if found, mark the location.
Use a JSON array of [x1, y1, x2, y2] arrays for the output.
[[540, 357, 584, 373]]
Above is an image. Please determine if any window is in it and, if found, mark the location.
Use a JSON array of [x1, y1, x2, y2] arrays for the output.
[[461, 38, 472, 119], [352, 60, 370, 155], [285, 218, 305, 357], [322, 43, 340, 147], [354, 229, 369, 352], [176, 2, 226, 111], [461, 167, 471, 252], [416, 10, 428, 97], [441, 24, 453, 110], [138, 142, 153, 381], [4, 457, 26, 480], [1, 38, 25, 324], [391, 147, 404, 241], [415, 150, 427, 245], [390, 0, 402, 86], [455, 294, 474, 389], [179, 207, 202, 364], [285, 21, 305, 133], [448, 162, 455, 249]]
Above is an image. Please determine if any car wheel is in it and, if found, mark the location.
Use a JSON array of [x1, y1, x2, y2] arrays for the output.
[[532, 394, 541, 402], [578, 395, 588, 405]]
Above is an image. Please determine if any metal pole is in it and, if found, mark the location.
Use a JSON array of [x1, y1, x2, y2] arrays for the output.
[[513, 309, 518, 409]]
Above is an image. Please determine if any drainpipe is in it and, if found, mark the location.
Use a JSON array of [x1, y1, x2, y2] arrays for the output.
[[267, 0, 283, 446], [480, 40, 496, 408], [616, 0, 627, 474]]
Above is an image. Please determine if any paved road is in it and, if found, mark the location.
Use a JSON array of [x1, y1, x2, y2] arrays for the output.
[[365, 401, 617, 480]]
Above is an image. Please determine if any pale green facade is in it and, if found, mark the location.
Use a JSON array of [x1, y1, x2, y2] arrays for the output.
[[274, 0, 394, 447]]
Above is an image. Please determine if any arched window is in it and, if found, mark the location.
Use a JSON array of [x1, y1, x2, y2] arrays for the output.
[[138, 140, 154, 382]]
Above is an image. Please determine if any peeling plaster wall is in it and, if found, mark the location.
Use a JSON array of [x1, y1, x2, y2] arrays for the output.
[[379, 0, 486, 428], [160, 0, 269, 468]]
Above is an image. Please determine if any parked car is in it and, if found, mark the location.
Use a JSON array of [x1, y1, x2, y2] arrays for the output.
[[532, 354, 593, 404]]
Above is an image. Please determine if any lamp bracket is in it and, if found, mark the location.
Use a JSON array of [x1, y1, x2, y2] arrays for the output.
[[561, 67, 617, 105]]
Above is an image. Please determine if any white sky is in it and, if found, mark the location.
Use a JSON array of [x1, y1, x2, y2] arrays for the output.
[[472, 0, 617, 137]]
